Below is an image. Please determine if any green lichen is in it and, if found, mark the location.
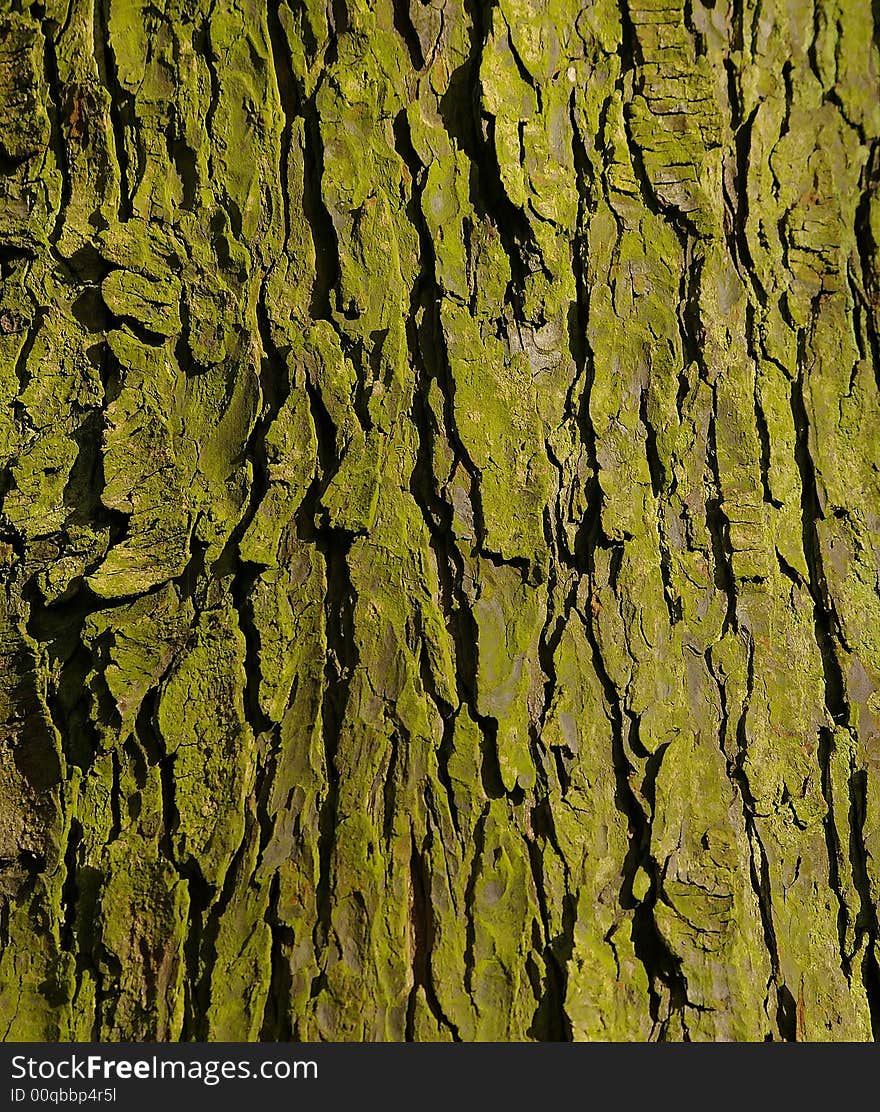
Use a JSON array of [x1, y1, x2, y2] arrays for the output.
[[0, 0, 878, 1044]]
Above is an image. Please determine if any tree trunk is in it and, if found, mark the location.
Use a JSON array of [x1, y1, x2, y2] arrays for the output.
[[0, 0, 878, 1042]]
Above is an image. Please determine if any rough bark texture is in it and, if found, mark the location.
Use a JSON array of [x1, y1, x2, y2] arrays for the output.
[[0, 0, 879, 1043]]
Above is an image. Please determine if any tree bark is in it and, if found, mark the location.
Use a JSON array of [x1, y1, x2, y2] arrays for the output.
[[0, 0, 879, 1042]]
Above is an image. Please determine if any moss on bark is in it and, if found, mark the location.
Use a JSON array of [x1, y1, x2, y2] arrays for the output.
[[0, 0, 879, 1041]]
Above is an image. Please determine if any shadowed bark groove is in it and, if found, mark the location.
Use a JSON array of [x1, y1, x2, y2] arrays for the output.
[[0, 0, 878, 1042]]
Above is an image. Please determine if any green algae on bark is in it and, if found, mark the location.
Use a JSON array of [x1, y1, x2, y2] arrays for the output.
[[0, 0, 879, 1042]]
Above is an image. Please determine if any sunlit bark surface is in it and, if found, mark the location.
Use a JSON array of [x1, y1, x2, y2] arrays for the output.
[[1, 0, 879, 1041]]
